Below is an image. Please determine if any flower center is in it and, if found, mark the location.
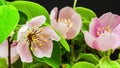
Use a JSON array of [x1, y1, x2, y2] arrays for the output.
[[58, 18, 73, 29], [27, 28, 48, 51], [97, 26, 111, 36]]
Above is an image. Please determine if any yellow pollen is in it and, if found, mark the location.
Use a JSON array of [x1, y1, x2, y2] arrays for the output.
[[40, 35, 44, 39], [34, 48, 37, 51], [58, 18, 61, 22], [96, 26, 111, 36], [68, 19, 71, 23], [39, 43, 42, 46], [64, 20, 67, 24], [107, 26, 111, 32]]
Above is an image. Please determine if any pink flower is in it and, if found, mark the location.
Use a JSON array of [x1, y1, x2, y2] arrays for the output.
[[84, 12, 120, 51], [50, 7, 82, 39], [17, 15, 60, 62], [0, 40, 19, 64]]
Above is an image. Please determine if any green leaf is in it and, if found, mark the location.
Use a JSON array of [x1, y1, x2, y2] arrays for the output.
[[75, 7, 96, 21], [0, 58, 8, 68], [0, 0, 6, 6], [12, 58, 22, 68], [0, 4, 19, 44], [79, 53, 99, 65], [82, 21, 90, 31], [11, 1, 50, 24], [99, 56, 120, 68], [66, 64, 72, 68], [72, 62, 95, 68], [18, 11, 28, 25], [60, 36, 70, 52], [53, 27, 70, 52], [116, 59, 120, 65]]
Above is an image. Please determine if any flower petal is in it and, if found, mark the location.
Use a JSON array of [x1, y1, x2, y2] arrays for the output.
[[50, 7, 58, 20], [42, 27, 61, 41], [89, 18, 101, 37], [84, 31, 95, 48], [0, 40, 8, 57], [93, 32, 116, 51], [27, 15, 46, 29], [17, 41, 33, 62], [18, 25, 28, 41], [32, 40, 53, 58], [112, 24, 120, 49], [59, 7, 76, 19], [67, 13, 82, 39], [99, 12, 120, 30]]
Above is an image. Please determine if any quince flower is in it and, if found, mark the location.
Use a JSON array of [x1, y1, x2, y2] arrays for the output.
[[0, 40, 19, 64], [84, 12, 120, 51], [17, 15, 60, 62], [50, 7, 82, 39]]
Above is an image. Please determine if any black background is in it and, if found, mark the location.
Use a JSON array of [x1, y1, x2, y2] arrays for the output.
[[8, 0, 120, 17], [30, 0, 120, 17]]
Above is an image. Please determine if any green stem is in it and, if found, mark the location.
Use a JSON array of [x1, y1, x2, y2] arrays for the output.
[[22, 62, 25, 68], [73, 0, 78, 9]]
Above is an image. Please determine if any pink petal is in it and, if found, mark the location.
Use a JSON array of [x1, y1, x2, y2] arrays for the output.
[[83, 31, 95, 48], [27, 15, 46, 29], [59, 7, 76, 19], [42, 27, 61, 41], [93, 32, 116, 51], [50, 7, 58, 20], [112, 24, 120, 39], [67, 13, 82, 39], [32, 40, 53, 58], [89, 18, 101, 38], [112, 24, 120, 49], [0, 40, 8, 57], [51, 18, 58, 29], [17, 41, 33, 62], [11, 42, 19, 63], [18, 25, 28, 41], [99, 12, 120, 30], [0, 41, 19, 64]]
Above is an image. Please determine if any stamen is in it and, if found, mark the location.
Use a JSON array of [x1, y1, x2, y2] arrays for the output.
[[97, 31, 100, 36], [39, 43, 42, 46], [107, 26, 111, 32], [68, 19, 71, 23], [58, 18, 61, 22]]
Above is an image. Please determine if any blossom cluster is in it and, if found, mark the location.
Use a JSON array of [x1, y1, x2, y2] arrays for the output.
[[0, 0, 120, 68]]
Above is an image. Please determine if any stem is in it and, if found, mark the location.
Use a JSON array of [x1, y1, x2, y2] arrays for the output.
[[70, 40, 75, 65], [7, 37, 13, 68], [73, 0, 78, 9]]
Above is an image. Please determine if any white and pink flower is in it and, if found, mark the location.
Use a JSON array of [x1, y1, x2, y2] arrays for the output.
[[50, 7, 82, 39], [84, 12, 120, 51], [0, 40, 19, 64], [17, 15, 60, 62]]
